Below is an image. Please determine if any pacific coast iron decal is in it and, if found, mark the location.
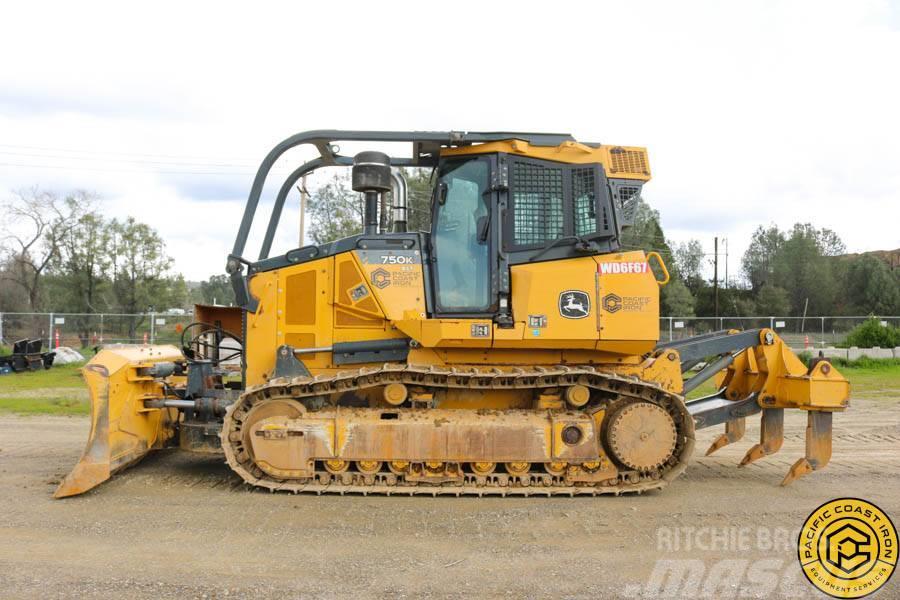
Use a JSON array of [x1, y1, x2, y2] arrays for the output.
[[559, 290, 591, 319]]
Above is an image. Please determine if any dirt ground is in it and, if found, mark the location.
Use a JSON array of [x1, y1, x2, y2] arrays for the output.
[[1, 395, 898, 599]]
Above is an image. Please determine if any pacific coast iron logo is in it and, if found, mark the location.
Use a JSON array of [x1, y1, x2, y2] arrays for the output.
[[602, 293, 652, 314], [602, 293, 623, 313], [558, 290, 590, 319], [370, 268, 391, 289], [798, 497, 896, 598]]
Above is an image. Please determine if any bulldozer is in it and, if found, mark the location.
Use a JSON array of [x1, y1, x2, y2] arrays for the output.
[[55, 130, 850, 498]]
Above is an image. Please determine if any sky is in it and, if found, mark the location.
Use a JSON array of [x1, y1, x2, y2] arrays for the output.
[[1, 0, 898, 282]]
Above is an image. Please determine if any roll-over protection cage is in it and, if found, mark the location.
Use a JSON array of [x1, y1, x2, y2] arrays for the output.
[[227, 130, 611, 310]]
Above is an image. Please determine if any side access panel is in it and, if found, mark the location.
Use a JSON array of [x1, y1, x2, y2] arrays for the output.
[[595, 252, 660, 348]]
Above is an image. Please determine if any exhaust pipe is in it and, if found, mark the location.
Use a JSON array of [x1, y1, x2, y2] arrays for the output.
[[390, 168, 408, 233]]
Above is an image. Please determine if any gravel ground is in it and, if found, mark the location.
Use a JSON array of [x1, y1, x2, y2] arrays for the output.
[[1, 395, 898, 599]]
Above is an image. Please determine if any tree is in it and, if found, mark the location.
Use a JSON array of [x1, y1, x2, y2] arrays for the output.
[[756, 283, 791, 316], [741, 224, 785, 292], [771, 224, 842, 315], [741, 223, 847, 316], [619, 197, 680, 281], [0, 257, 30, 312], [401, 167, 435, 232], [307, 173, 363, 244], [661, 278, 695, 316], [46, 196, 112, 346], [730, 294, 757, 318], [673, 239, 705, 294], [110, 217, 175, 339], [198, 274, 236, 306], [0, 187, 92, 310], [51, 207, 110, 314], [791, 223, 845, 257], [844, 255, 900, 315]]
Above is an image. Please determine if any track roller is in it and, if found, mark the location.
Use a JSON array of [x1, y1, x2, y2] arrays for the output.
[[471, 462, 496, 476], [505, 462, 530, 476], [356, 460, 382, 474], [324, 459, 349, 474]]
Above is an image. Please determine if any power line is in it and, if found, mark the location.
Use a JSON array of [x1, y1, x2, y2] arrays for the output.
[[0, 161, 293, 176], [0, 149, 257, 169], [0, 142, 259, 163]]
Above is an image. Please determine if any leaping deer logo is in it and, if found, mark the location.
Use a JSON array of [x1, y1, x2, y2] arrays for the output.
[[559, 291, 590, 319]]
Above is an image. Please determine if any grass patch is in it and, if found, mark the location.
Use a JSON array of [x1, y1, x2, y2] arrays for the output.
[[0, 394, 89, 415], [0, 362, 89, 415], [0, 362, 86, 391], [833, 359, 900, 395]]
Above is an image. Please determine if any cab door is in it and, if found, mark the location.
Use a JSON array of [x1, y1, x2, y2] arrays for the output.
[[429, 155, 496, 316]]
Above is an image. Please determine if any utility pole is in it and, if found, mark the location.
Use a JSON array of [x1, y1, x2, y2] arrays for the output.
[[297, 174, 308, 246], [724, 237, 728, 289], [713, 236, 719, 319]]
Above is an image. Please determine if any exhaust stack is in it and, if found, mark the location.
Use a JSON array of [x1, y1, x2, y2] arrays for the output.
[[352, 151, 391, 235], [390, 168, 408, 233]]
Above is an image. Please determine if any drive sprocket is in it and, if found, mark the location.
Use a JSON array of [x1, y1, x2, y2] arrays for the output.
[[605, 401, 678, 472]]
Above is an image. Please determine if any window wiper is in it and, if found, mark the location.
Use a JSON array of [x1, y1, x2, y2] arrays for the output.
[[528, 233, 603, 262]]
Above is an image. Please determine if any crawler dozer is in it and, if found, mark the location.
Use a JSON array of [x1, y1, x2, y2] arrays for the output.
[[56, 131, 850, 498]]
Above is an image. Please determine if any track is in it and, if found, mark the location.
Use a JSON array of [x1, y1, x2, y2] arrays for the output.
[[220, 364, 696, 496]]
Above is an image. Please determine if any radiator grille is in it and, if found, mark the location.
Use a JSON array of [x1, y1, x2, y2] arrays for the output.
[[609, 147, 648, 175], [511, 162, 564, 245]]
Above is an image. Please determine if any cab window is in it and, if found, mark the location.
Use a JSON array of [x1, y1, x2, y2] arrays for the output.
[[431, 158, 490, 312]]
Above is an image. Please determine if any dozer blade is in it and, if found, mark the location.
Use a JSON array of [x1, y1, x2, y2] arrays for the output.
[[55, 345, 180, 498]]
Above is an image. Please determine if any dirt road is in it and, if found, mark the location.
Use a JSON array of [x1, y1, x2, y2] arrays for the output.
[[1, 396, 898, 599]]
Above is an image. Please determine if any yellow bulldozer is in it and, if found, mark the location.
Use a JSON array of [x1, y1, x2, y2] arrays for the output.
[[55, 131, 850, 498]]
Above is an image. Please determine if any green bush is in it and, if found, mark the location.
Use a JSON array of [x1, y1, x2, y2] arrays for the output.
[[0, 345, 10, 357], [844, 318, 900, 348]]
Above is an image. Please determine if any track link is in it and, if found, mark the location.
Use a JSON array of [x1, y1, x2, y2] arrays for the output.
[[221, 364, 696, 496]]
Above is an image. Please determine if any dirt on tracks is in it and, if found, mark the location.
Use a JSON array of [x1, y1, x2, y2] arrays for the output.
[[1, 395, 898, 599]]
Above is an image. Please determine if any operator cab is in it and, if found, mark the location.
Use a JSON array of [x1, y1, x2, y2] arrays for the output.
[[430, 151, 642, 317], [229, 131, 647, 324]]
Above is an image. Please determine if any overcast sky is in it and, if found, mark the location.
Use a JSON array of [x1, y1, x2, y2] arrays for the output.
[[1, 1, 898, 281]]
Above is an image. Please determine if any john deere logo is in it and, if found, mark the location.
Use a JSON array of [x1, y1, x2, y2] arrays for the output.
[[798, 497, 896, 598], [602, 293, 622, 313], [558, 291, 590, 319]]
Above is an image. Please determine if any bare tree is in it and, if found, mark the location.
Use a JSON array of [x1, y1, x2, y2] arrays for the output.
[[0, 187, 93, 311]]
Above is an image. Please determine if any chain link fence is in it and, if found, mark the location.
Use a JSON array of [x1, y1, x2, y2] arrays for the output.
[[659, 316, 900, 348], [0, 312, 196, 352], [1, 312, 898, 353]]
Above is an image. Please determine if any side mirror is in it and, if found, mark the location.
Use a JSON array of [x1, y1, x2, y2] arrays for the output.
[[436, 181, 448, 205]]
